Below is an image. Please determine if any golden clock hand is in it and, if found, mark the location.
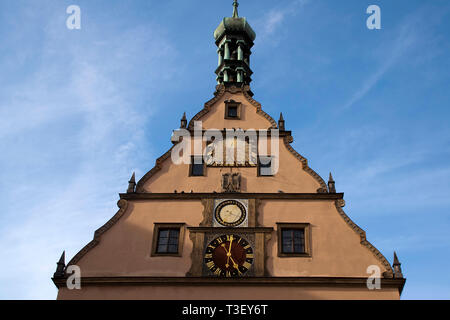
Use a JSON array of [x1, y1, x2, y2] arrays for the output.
[[221, 243, 230, 254], [226, 236, 234, 268], [228, 235, 233, 253], [229, 256, 239, 269], [220, 236, 234, 269], [221, 243, 231, 268]]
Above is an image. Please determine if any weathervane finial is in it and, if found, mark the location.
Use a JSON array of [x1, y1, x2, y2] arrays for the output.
[[232, 0, 239, 18]]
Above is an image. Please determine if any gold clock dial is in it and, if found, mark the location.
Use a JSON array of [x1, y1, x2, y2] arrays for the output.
[[220, 204, 242, 223], [204, 234, 254, 277], [215, 200, 246, 227]]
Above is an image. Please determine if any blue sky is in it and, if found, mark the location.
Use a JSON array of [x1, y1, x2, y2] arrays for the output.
[[0, 0, 449, 299]]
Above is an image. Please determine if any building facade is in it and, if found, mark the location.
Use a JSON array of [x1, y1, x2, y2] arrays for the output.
[[53, 1, 405, 300]]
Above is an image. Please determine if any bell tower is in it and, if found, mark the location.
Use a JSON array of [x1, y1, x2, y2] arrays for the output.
[[214, 1, 255, 86]]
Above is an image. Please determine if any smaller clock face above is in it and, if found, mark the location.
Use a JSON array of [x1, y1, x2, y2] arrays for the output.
[[215, 200, 246, 227], [204, 234, 254, 277]]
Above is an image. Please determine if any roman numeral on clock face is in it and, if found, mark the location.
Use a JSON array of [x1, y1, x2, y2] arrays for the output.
[[204, 235, 254, 277], [243, 262, 252, 270]]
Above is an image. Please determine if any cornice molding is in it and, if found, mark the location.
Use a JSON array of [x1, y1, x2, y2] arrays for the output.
[[52, 276, 406, 294], [67, 199, 129, 267], [333, 200, 395, 278], [187, 227, 274, 233], [119, 193, 344, 200]]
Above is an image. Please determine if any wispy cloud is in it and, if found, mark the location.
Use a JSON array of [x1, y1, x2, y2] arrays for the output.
[[255, 0, 309, 41], [0, 3, 177, 299], [340, 14, 419, 111]]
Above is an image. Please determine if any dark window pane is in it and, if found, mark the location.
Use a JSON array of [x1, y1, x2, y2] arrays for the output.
[[259, 157, 273, 176], [156, 228, 180, 254], [157, 244, 167, 253], [159, 230, 169, 238], [283, 243, 293, 253], [191, 157, 204, 176], [282, 230, 292, 238], [293, 230, 304, 240], [282, 228, 306, 254], [260, 158, 272, 168], [228, 106, 238, 118], [192, 164, 204, 176], [158, 237, 169, 245], [167, 245, 178, 253], [282, 242, 292, 248], [294, 243, 303, 253]]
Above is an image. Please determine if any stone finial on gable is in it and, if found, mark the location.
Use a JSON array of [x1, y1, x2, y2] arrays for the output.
[[53, 251, 66, 278], [393, 251, 404, 278], [127, 172, 136, 193], [328, 172, 336, 193], [180, 112, 187, 129], [278, 112, 285, 131]]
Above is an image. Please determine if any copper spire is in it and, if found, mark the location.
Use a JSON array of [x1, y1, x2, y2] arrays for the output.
[[214, 0, 255, 87], [232, 0, 239, 18]]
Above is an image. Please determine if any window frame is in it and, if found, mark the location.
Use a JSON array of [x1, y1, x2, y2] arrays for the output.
[[277, 223, 312, 257], [257, 155, 274, 177], [151, 223, 185, 257], [189, 155, 206, 177], [224, 100, 242, 120]]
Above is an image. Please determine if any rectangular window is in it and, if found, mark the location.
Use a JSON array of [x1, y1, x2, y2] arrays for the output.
[[282, 229, 305, 253], [156, 229, 180, 253], [258, 156, 273, 176], [227, 106, 238, 118], [151, 223, 185, 257], [190, 156, 205, 176], [277, 223, 311, 257], [224, 100, 241, 120]]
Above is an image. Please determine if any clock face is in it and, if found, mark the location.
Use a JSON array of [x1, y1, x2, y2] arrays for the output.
[[215, 200, 246, 227], [204, 234, 254, 277]]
